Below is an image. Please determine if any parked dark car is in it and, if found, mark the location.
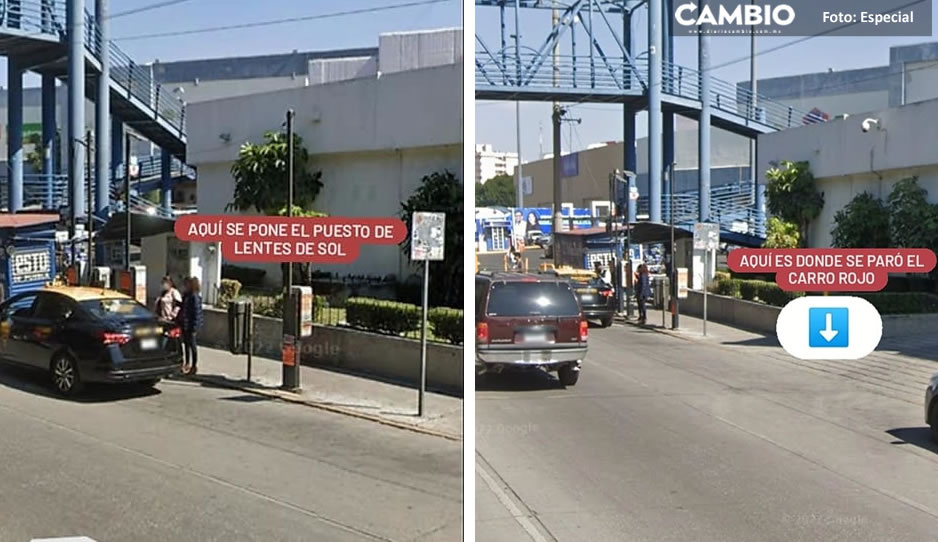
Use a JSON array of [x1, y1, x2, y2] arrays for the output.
[[926, 372, 938, 442], [0, 286, 183, 395], [570, 277, 616, 327], [475, 272, 587, 386]]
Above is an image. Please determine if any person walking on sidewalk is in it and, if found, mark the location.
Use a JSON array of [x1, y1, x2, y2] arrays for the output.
[[181, 277, 204, 375], [154, 275, 182, 323], [636, 264, 652, 325]]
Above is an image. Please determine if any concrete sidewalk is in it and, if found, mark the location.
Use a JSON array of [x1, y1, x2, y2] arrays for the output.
[[187, 346, 463, 440]]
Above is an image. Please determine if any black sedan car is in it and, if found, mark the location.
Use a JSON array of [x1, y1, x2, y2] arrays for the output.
[[571, 278, 616, 327], [0, 286, 183, 395]]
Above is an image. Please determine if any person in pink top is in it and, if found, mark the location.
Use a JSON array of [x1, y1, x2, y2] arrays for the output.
[[154, 275, 182, 323]]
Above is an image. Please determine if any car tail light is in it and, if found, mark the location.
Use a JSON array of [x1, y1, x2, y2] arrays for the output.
[[600, 289, 614, 297], [100, 332, 131, 345], [165, 327, 182, 339], [579, 320, 589, 341], [476, 322, 489, 343]]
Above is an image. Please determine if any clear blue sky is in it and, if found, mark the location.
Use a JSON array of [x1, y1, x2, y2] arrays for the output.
[[476, 6, 938, 162], [11, 0, 462, 86]]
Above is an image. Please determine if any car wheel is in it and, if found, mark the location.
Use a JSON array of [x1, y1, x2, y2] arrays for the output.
[[51, 354, 83, 396], [601, 316, 613, 328], [558, 364, 579, 386]]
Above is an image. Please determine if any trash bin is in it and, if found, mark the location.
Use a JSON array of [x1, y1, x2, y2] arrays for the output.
[[652, 276, 670, 310], [228, 300, 248, 354]]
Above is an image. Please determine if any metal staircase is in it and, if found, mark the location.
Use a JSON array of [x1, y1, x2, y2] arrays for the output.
[[0, 0, 186, 156], [636, 182, 767, 244]]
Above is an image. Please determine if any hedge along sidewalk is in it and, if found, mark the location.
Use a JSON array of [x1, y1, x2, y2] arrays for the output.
[[191, 346, 463, 441]]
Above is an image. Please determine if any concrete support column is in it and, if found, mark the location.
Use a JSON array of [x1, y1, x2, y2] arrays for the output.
[[42, 73, 56, 209], [647, 0, 663, 223], [94, 0, 111, 216], [160, 148, 172, 214], [67, 0, 86, 223], [662, 0, 675, 221], [7, 58, 23, 212], [698, 14, 712, 223], [623, 10, 637, 224]]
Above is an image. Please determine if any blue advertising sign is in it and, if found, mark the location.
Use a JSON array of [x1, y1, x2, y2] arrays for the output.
[[561, 153, 579, 178]]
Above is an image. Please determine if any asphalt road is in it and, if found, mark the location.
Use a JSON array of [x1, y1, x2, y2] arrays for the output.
[[476, 323, 938, 541], [0, 365, 461, 541]]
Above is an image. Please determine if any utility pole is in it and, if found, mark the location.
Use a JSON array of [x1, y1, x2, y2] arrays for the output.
[[123, 132, 131, 270], [286, 109, 295, 295], [551, 1, 564, 245], [552, 104, 563, 245], [85, 130, 93, 282], [669, 161, 678, 329], [750, 0, 758, 215], [515, 103, 523, 209]]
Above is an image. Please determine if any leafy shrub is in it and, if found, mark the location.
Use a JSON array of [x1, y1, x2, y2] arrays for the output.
[[216, 279, 242, 307], [854, 292, 938, 314], [429, 308, 463, 345], [712, 278, 740, 297], [222, 265, 267, 288], [346, 298, 421, 335], [710, 277, 803, 307]]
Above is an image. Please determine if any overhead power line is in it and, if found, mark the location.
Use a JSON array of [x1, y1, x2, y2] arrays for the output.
[[108, 0, 195, 20], [113, 0, 456, 41]]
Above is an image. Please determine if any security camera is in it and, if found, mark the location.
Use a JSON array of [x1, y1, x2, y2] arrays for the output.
[[861, 118, 879, 133]]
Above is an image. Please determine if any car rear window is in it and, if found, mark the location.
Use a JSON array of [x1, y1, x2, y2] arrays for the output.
[[81, 298, 153, 320], [486, 281, 580, 317]]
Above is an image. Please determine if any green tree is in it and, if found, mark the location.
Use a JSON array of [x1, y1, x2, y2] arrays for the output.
[[476, 174, 515, 207], [400, 170, 462, 308], [25, 133, 42, 172], [763, 217, 800, 249], [831, 192, 890, 248], [887, 177, 938, 250], [765, 160, 823, 246], [228, 130, 323, 215]]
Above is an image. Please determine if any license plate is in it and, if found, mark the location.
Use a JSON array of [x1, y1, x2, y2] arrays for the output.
[[523, 333, 548, 343], [140, 337, 159, 351]]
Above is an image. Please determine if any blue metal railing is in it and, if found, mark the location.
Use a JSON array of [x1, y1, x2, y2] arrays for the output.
[[637, 182, 766, 238], [0, 1, 186, 137], [0, 174, 181, 220], [476, 51, 822, 132]]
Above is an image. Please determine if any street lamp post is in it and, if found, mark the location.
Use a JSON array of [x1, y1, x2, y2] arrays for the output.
[[669, 161, 679, 329]]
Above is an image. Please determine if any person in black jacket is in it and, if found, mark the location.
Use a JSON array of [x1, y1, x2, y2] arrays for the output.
[[181, 277, 204, 375]]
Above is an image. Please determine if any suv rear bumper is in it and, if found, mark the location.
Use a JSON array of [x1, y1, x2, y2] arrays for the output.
[[477, 345, 587, 367]]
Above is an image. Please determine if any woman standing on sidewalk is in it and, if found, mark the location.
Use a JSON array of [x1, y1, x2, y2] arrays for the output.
[[636, 264, 652, 325], [181, 277, 204, 375], [154, 275, 182, 323]]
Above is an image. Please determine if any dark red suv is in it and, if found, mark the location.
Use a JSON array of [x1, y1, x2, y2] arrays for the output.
[[475, 272, 588, 386]]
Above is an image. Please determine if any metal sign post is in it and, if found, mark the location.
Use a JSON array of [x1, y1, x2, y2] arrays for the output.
[[693, 222, 720, 336], [411, 211, 445, 417]]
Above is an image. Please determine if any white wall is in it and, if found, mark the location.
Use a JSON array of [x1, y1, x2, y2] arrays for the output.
[[189, 63, 462, 286], [378, 28, 463, 74], [308, 56, 377, 85], [758, 97, 938, 248], [903, 60, 938, 105]]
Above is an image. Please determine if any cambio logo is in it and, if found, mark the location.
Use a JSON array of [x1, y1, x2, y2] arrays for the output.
[[675, 2, 795, 26]]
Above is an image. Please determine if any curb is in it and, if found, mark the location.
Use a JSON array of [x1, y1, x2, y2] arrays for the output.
[[616, 315, 699, 343], [190, 375, 463, 442]]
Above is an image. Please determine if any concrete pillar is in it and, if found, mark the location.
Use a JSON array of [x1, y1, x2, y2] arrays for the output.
[[698, 14, 712, 223], [623, 10, 637, 224], [7, 58, 23, 212], [662, 0, 675, 221], [42, 73, 56, 209], [111, 116, 123, 180], [67, 0, 85, 223], [160, 148, 172, 214], [647, 0, 663, 223], [94, 0, 110, 216]]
